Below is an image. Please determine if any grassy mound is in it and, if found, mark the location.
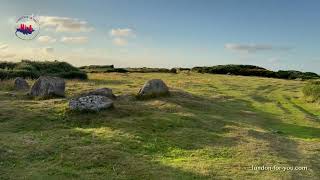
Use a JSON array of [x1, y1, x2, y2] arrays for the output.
[[0, 60, 87, 79], [303, 81, 320, 102]]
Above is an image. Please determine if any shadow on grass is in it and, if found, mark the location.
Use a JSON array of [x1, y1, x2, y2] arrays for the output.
[[287, 98, 319, 122], [1, 88, 320, 178], [65, 89, 320, 176]]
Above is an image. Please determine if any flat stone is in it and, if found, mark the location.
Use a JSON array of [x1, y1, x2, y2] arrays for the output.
[[69, 95, 113, 111]]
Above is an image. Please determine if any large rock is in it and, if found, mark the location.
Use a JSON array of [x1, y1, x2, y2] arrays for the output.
[[137, 79, 169, 98], [14, 77, 29, 91], [69, 95, 113, 111], [81, 88, 116, 99], [30, 76, 65, 97]]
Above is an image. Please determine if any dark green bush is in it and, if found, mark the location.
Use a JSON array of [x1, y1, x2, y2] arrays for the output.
[[170, 68, 177, 73], [177, 68, 191, 71], [104, 68, 128, 73], [303, 81, 320, 102], [54, 71, 88, 79]]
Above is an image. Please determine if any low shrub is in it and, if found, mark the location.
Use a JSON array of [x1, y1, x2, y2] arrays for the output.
[[105, 68, 128, 73], [170, 68, 177, 73], [54, 71, 88, 79]]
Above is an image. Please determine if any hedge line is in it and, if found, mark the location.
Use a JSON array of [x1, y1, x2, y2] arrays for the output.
[[0, 60, 87, 80], [191, 65, 319, 80]]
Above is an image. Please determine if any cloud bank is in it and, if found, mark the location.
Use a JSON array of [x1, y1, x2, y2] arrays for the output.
[[110, 28, 134, 37], [37, 36, 57, 43], [112, 38, 128, 46], [61, 36, 88, 44], [109, 28, 135, 46], [0, 43, 8, 50], [225, 43, 292, 53], [39, 16, 94, 32]]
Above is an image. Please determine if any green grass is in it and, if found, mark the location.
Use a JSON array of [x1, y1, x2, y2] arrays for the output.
[[0, 73, 320, 179], [303, 81, 320, 103]]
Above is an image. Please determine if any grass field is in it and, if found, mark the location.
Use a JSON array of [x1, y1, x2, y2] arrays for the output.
[[1, 73, 320, 179]]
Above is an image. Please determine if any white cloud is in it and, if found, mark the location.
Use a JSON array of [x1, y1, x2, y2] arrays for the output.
[[110, 28, 134, 37], [37, 36, 56, 43], [0, 53, 15, 59], [0, 43, 8, 50], [39, 16, 94, 32], [61, 36, 88, 44], [110, 28, 135, 46], [225, 43, 292, 53], [0, 43, 13, 59], [112, 38, 128, 46]]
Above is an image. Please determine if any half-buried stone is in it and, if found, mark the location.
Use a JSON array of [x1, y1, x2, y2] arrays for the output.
[[14, 77, 29, 91], [69, 95, 113, 111], [137, 79, 169, 98], [81, 88, 116, 99], [30, 76, 65, 98]]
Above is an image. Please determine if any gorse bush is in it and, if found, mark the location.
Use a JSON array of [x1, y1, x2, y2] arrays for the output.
[[0, 69, 39, 79], [0, 60, 87, 80], [303, 81, 320, 103]]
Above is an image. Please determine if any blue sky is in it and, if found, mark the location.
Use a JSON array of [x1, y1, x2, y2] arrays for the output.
[[0, 0, 319, 72]]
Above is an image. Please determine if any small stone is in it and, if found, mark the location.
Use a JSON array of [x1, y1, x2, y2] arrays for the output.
[[81, 88, 116, 99], [271, 129, 283, 134], [14, 77, 29, 91], [137, 79, 169, 98]]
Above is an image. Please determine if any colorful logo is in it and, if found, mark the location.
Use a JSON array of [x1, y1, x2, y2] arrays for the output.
[[15, 15, 40, 40]]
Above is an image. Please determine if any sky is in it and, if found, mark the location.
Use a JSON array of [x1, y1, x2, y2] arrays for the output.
[[0, 0, 319, 73]]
